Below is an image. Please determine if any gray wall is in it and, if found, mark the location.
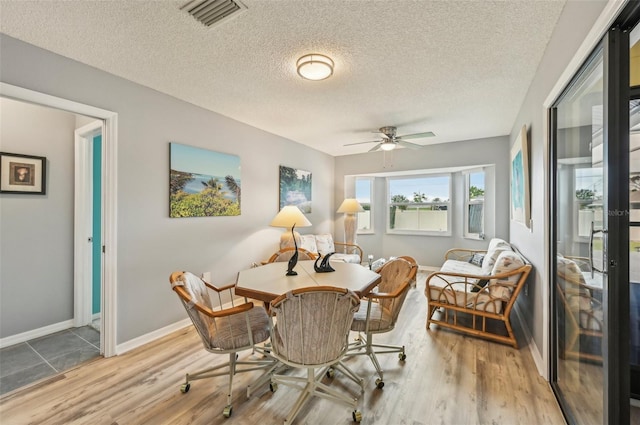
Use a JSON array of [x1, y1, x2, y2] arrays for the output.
[[508, 0, 608, 359], [0, 98, 77, 337], [334, 136, 509, 266], [0, 34, 335, 343]]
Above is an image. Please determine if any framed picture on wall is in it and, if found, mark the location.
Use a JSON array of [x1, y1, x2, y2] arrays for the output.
[[0, 152, 47, 194], [169, 143, 241, 218], [510, 126, 531, 228], [279, 165, 312, 213]]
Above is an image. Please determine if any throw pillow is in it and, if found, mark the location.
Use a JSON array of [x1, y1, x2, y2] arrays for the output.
[[315, 234, 336, 256], [468, 253, 485, 267]]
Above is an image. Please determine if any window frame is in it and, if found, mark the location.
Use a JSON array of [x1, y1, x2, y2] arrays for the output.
[[355, 176, 374, 234], [464, 168, 486, 240], [385, 173, 452, 236]]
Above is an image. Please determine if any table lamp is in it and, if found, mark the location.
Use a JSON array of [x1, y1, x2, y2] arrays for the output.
[[337, 198, 364, 246], [270, 206, 312, 276]]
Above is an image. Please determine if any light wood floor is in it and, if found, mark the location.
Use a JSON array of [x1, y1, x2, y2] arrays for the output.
[[0, 273, 566, 425]]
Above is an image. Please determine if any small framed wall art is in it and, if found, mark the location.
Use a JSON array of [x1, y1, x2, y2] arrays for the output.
[[510, 126, 530, 228], [279, 165, 312, 213], [0, 152, 47, 194]]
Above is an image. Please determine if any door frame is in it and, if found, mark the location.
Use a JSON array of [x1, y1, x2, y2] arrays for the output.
[[0, 82, 119, 358], [74, 121, 102, 330]]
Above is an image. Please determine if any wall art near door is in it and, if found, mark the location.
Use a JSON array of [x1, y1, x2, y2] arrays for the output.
[[0, 152, 46, 194], [510, 125, 530, 228], [169, 143, 241, 218], [279, 165, 312, 213]]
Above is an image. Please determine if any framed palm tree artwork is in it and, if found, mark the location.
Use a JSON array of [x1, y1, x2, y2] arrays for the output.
[[169, 142, 241, 218]]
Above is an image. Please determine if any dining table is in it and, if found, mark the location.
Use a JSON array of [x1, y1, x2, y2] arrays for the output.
[[235, 260, 381, 304]]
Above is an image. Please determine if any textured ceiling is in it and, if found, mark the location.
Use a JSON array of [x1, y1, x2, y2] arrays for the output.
[[0, 0, 566, 156]]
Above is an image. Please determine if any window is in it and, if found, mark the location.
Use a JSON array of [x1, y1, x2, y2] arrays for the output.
[[387, 174, 451, 235], [465, 170, 485, 239], [355, 177, 373, 233]]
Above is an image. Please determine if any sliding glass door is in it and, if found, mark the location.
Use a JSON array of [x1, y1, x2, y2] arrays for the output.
[[551, 13, 635, 423], [551, 44, 606, 425]]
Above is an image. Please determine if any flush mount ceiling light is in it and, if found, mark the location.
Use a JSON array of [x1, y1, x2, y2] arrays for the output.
[[296, 54, 334, 81]]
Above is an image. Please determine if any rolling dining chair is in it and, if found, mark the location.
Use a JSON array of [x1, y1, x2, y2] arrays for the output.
[[345, 256, 417, 389], [268, 286, 364, 424], [169, 271, 277, 419]]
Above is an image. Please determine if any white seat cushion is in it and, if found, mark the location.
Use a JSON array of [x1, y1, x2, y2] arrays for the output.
[[331, 253, 360, 264], [427, 259, 502, 313], [351, 300, 392, 332]]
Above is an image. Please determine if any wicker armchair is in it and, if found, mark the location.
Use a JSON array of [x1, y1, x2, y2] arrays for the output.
[[169, 271, 277, 419], [425, 239, 532, 348]]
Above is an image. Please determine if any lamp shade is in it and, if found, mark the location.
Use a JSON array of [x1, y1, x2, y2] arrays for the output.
[[337, 199, 364, 214], [270, 206, 312, 228]]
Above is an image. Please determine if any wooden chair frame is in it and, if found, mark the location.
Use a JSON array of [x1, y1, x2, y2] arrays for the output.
[[425, 249, 532, 349], [346, 257, 417, 388], [268, 286, 364, 424], [169, 271, 278, 418], [266, 247, 318, 263], [333, 242, 364, 264]]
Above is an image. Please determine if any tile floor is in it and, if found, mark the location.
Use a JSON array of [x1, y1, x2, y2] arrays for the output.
[[0, 326, 101, 396]]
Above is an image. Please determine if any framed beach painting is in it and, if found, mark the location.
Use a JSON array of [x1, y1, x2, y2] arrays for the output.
[[0, 152, 47, 194], [169, 143, 241, 218], [510, 126, 531, 228], [279, 165, 312, 213]]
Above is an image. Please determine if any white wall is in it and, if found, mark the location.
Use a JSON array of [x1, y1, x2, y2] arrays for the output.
[[0, 98, 77, 337], [508, 0, 608, 371], [0, 34, 335, 344], [334, 136, 508, 266]]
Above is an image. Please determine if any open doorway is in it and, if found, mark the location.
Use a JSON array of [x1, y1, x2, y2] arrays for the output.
[[0, 82, 117, 395]]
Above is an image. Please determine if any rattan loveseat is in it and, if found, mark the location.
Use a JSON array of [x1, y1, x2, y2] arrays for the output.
[[425, 238, 532, 348]]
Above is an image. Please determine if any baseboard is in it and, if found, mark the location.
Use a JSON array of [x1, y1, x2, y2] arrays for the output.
[[92, 312, 101, 321], [115, 318, 192, 355], [0, 319, 75, 349], [514, 303, 546, 379]]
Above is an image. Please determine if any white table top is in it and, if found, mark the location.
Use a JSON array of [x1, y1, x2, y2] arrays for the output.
[[235, 260, 381, 303]]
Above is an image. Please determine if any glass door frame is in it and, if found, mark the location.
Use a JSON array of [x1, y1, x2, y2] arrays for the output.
[[549, 3, 638, 423]]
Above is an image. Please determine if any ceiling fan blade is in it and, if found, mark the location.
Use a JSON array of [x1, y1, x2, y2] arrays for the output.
[[344, 140, 379, 147], [398, 140, 424, 149], [398, 131, 435, 140], [368, 143, 382, 152]]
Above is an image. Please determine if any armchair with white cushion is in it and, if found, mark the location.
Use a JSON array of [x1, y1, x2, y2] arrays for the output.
[[281, 233, 363, 264]]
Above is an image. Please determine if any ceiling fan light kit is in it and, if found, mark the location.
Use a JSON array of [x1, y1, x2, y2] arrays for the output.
[[296, 53, 334, 81], [380, 142, 396, 151]]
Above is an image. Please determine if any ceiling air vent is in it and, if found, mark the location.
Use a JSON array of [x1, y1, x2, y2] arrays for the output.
[[181, 0, 247, 28]]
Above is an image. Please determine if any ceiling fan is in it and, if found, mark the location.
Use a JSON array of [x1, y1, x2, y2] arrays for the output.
[[344, 126, 435, 152]]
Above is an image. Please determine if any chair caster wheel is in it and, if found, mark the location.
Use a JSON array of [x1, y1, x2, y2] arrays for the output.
[[399, 353, 407, 361], [223, 405, 232, 418], [270, 382, 278, 392], [375, 378, 384, 389], [352, 410, 362, 422], [326, 367, 335, 378], [180, 383, 190, 393]]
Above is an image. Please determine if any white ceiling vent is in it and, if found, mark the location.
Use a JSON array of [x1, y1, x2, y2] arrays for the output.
[[181, 0, 247, 28]]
